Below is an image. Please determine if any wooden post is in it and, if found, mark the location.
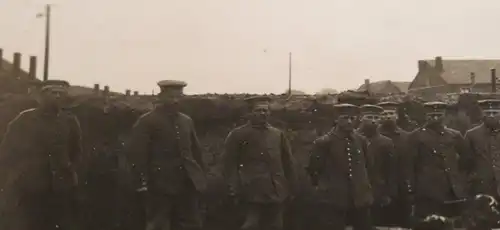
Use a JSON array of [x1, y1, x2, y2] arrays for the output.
[[492, 69, 497, 93], [29, 56, 37, 79], [125, 89, 131, 96], [93, 84, 100, 95], [0, 48, 3, 69], [43, 4, 51, 81], [103, 85, 110, 96], [12, 52, 21, 79]]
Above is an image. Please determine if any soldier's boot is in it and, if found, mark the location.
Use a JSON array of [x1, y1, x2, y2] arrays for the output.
[[241, 208, 260, 230]]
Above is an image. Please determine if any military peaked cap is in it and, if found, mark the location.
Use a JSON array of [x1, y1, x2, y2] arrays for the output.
[[157, 80, 187, 91], [478, 99, 500, 110], [360, 104, 384, 114], [423, 101, 448, 113], [377, 101, 399, 110], [333, 103, 359, 115], [40, 80, 70, 91], [244, 95, 272, 105]]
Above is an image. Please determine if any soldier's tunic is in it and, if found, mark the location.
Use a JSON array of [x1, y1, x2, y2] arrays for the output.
[[124, 108, 207, 230], [357, 128, 396, 226], [308, 129, 373, 230], [404, 126, 468, 218], [0, 108, 83, 230], [465, 124, 500, 198], [222, 122, 297, 230], [378, 125, 412, 226]]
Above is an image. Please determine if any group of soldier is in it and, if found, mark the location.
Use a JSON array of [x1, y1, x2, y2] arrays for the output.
[[1, 79, 500, 230]]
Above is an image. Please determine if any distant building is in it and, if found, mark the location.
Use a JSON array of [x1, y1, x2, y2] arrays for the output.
[[408, 56, 500, 96], [0, 50, 36, 94], [357, 79, 410, 95]]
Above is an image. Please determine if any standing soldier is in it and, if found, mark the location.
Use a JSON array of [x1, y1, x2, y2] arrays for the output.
[[308, 103, 373, 230], [221, 95, 297, 230], [404, 102, 468, 221], [377, 101, 412, 227], [464, 99, 500, 199], [0, 80, 83, 230], [357, 104, 396, 227], [124, 80, 207, 230]]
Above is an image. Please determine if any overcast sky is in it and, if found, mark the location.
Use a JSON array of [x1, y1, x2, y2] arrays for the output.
[[1, 0, 500, 94]]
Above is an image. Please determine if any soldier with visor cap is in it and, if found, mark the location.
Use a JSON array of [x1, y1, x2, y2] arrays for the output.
[[403, 101, 469, 222], [221, 95, 297, 230], [377, 101, 412, 227], [465, 99, 500, 201], [0, 79, 83, 230], [308, 103, 374, 230], [124, 80, 207, 230], [357, 104, 396, 227]]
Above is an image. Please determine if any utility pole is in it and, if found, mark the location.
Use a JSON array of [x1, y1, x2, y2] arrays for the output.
[[42, 4, 51, 81], [288, 52, 292, 96], [492, 68, 497, 93]]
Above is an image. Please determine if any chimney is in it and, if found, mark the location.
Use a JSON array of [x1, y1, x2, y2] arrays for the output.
[[93, 84, 100, 94], [103, 85, 110, 96], [125, 89, 131, 96], [0, 48, 3, 69], [133, 91, 139, 96], [364, 79, 370, 93], [470, 72, 476, 85], [28, 56, 37, 79], [435, 56, 443, 71], [12, 52, 21, 78], [418, 60, 427, 71]]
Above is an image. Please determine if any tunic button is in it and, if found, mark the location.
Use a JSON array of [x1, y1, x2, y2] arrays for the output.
[[349, 174, 353, 177], [347, 148, 350, 151], [179, 166, 184, 170], [261, 152, 264, 155], [239, 164, 244, 167], [445, 168, 450, 172]]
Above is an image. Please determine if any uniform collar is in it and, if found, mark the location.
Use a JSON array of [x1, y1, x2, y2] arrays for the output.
[[332, 127, 355, 140], [247, 121, 270, 130]]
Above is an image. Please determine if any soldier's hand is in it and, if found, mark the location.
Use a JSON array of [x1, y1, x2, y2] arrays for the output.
[[380, 196, 392, 206]]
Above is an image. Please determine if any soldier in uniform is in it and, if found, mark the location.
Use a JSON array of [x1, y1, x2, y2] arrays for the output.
[[404, 101, 469, 220], [464, 99, 500, 199], [356, 104, 396, 227], [124, 80, 207, 230], [307, 103, 373, 230], [221, 95, 297, 230], [0, 80, 83, 230], [377, 101, 412, 227]]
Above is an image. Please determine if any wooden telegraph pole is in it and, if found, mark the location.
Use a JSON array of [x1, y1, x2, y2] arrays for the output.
[[37, 4, 52, 81], [288, 52, 292, 96]]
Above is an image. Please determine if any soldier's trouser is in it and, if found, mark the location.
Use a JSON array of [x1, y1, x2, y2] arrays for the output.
[[315, 204, 373, 230], [240, 202, 283, 230], [9, 189, 77, 230], [145, 191, 202, 230], [415, 197, 463, 219]]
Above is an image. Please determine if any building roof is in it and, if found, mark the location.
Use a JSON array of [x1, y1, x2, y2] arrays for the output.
[[425, 59, 500, 85], [357, 80, 410, 94], [0, 59, 30, 79]]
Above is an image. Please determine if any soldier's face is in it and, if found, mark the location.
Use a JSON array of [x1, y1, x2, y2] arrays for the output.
[[40, 88, 67, 107], [249, 103, 270, 123], [360, 113, 381, 126], [336, 114, 356, 132], [483, 109, 500, 128], [381, 109, 398, 121], [425, 112, 445, 124], [158, 88, 183, 106]]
